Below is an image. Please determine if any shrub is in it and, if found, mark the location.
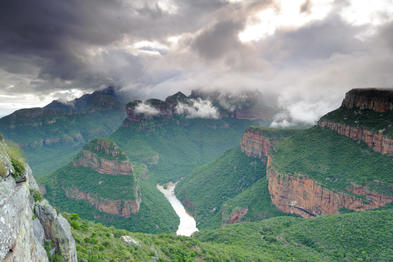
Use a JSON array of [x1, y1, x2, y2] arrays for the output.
[[11, 158, 25, 179], [71, 221, 81, 230], [30, 189, 43, 202]]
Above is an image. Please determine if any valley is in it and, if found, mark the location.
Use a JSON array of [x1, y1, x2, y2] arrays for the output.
[[157, 182, 198, 236], [1, 87, 393, 261]]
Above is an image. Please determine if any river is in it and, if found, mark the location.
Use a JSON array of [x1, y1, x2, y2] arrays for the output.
[[157, 182, 198, 236]]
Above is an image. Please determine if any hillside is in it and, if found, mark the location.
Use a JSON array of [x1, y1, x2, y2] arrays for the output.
[[175, 127, 299, 229], [65, 208, 393, 261], [111, 118, 263, 183], [267, 89, 393, 218], [41, 138, 179, 233]]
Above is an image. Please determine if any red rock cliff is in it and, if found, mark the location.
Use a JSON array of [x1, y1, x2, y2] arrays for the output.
[[240, 128, 274, 158], [64, 186, 141, 218], [318, 120, 393, 155], [73, 150, 134, 175], [266, 156, 393, 218], [342, 88, 393, 112]]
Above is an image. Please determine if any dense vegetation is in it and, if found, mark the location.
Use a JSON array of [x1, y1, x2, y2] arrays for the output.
[[81, 138, 127, 161], [111, 118, 265, 183], [0, 109, 125, 176], [321, 107, 393, 138], [271, 127, 393, 194], [222, 178, 290, 223], [175, 146, 267, 229], [41, 160, 179, 234], [65, 208, 393, 261]]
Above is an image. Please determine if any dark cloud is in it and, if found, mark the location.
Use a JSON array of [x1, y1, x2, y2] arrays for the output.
[[0, 0, 393, 123]]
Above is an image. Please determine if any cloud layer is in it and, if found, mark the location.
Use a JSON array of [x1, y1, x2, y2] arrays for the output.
[[0, 0, 393, 122]]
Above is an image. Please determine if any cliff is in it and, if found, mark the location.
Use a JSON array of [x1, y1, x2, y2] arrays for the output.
[[45, 138, 141, 219], [72, 138, 133, 175], [0, 139, 77, 262], [266, 156, 393, 218], [318, 120, 393, 155], [319, 88, 393, 155], [240, 127, 301, 159], [124, 90, 278, 125], [240, 128, 274, 158], [341, 88, 393, 112]]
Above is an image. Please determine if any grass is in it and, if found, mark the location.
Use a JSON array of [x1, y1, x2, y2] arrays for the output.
[[64, 207, 393, 261], [222, 178, 291, 223], [42, 162, 179, 234], [321, 107, 393, 138], [271, 127, 393, 195], [175, 146, 267, 229], [111, 118, 265, 183]]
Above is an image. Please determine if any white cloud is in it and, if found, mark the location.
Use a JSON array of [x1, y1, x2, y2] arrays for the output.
[[134, 103, 160, 115], [176, 98, 219, 119]]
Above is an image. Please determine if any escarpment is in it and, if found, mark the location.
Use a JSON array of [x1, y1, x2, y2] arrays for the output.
[[318, 120, 393, 155], [240, 128, 274, 158], [319, 88, 393, 155], [341, 88, 393, 112], [0, 138, 77, 262], [266, 156, 393, 218], [46, 138, 141, 219], [63, 186, 141, 217], [240, 127, 300, 159], [73, 139, 133, 175]]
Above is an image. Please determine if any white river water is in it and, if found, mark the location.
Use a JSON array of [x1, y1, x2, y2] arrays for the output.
[[157, 182, 198, 236]]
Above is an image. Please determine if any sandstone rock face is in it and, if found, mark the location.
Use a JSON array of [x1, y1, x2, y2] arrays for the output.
[[342, 88, 393, 112], [240, 128, 274, 158], [64, 186, 141, 218], [266, 156, 393, 218], [34, 200, 78, 262], [318, 120, 393, 155], [73, 150, 133, 175], [0, 142, 77, 262]]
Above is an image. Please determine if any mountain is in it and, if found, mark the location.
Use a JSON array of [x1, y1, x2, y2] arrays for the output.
[[0, 87, 126, 176], [41, 138, 180, 233], [175, 127, 300, 229], [267, 88, 393, 217], [0, 135, 77, 262], [176, 88, 393, 230], [112, 91, 273, 183]]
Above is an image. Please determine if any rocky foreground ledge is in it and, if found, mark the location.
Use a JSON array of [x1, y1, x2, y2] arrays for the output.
[[0, 138, 77, 262]]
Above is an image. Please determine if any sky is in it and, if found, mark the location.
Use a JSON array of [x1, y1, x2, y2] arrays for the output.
[[0, 0, 393, 123]]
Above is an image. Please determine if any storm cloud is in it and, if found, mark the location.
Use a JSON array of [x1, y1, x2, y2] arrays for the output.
[[0, 0, 393, 122]]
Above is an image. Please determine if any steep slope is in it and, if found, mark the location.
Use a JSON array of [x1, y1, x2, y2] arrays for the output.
[[65, 207, 393, 261], [175, 147, 267, 229], [0, 87, 125, 176], [42, 138, 178, 233], [175, 127, 300, 229], [268, 92, 393, 218], [112, 94, 268, 182], [0, 136, 77, 262], [318, 88, 393, 155]]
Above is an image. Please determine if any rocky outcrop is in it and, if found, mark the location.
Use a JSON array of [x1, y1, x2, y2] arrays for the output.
[[34, 200, 78, 262], [318, 120, 393, 155], [240, 128, 274, 158], [266, 156, 393, 218], [64, 186, 141, 218], [342, 88, 393, 112], [73, 150, 133, 175], [223, 208, 249, 224], [0, 160, 77, 262], [72, 139, 134, 175]]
